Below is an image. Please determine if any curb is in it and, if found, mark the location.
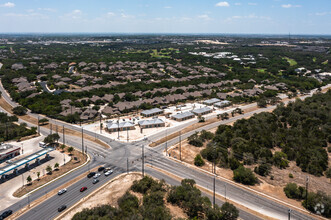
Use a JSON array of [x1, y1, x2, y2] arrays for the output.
[[54, 172, 142, 220], [23, 150, 90, 197]]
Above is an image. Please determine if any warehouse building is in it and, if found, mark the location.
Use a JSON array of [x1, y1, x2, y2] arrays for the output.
[[171, 111, 195, 122], [141, 108, 164, 117], [214, 100, 231, 108], [203, 98, 221, 105], [192, 107, 213, 116], [138, 118, 165, 129], [106, 121, 135, 133]]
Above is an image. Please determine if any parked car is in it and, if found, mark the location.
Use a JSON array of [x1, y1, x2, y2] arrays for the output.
[[1, 210, 12, 219], [87, 172, 96, 178], [93, 173, 100, 179], [98, 167, 105, 172], [103, 167, 112, 173], [105, 170, 113, 176], [80, 186, 87, 192], [58, 188, 67, 195], [93, 179, 99, 184], [58, 205, 67, 212]]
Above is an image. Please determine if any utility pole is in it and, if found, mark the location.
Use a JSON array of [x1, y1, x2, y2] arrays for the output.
[[62, 126, 65, 145], [225, 183, 227, 201], [127, 158, 129, 173], [28, 194, 30, 208], [305, 176, 309, 209], [127, 128, 129, 142], [179, 130, 182, 161], [142, 144, 144, 177], [37, 116, 40, 135], [81, 128, 84, 154], [100, 114, 102, 134], [213, 174, 216, 209], [117, 117, 120, 140], [288, 209, 291, 220], [50, 123, 52, 135], [165, 128, 168, 156]]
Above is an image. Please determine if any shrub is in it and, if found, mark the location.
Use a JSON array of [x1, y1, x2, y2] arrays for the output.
[[233, 166, 258, 185], [131, 176, 165, 194], [273, 151, 288, 169], [289, 173, 294, 178], [221, 202, 239, 220], [13, 106, 27, 115], [302, 191, 331, 218], [229, 157, 240, 170], [283, 183, 306, 200], [325, 168, 331, 178], [194, 154, 205, 167], [254, 163, 271, 176]]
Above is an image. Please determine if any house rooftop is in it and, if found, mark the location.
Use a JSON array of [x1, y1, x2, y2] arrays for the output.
[[171, 111, 195, 120], [141, 108, 163, 115], [138, 118, 164, 126]]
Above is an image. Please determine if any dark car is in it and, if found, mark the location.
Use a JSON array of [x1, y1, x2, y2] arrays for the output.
[[93, 179, 99, 184], [98, 167, 105, 172], [87, 172, 96, 178], [1, 210, 13, 219], [80, 186, 87, 192], [58, 205, 67, 212]]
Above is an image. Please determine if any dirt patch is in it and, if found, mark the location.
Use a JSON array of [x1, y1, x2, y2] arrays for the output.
[[13, 148, 87, 198], [0, 97, 13, 113], [59, 173, 142, 220]]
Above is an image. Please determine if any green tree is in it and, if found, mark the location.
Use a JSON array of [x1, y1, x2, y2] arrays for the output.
[[46, 165, 52, 174], [54, 162, 59, 170], [60, 144, 66, 152], [194, 154, 205, 167], [233, 166, 258, 185], [67, 146, 74, 154], [13, 106, 27, 116], [257, 98, 267, 108], [26, 175, 32, 185], [39, 118, 49, 125], [221, 202, 239, 220], [273, 152, 288, 169], [43, 133, 60, 144]]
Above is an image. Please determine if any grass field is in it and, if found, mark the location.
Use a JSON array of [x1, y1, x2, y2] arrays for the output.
[[283, 57, 297, 66], [257, 68, 266, 73]]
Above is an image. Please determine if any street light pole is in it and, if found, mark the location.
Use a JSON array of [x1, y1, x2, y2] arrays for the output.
[[165, 128, 168, 156], [127, 158, 129, 173], [142, 144, 144, 177], [179, 130, 182, 161], [81, 128, 84, 154], [62, 125, 65, 145], [288, 209, 291, 220], [213, 174, 216, 209]]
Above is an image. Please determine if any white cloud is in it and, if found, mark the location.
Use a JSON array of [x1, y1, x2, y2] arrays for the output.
[[197, 14, 212, 21], [1, 2, 15, 8], [281, 4, 301, 8], [226, 14, 271, 22], [215, 2, 230, 7], [38, 8, 56, 12], [234, 3, 241, 6], [248, 3, 257, 6], [60, 9, 82, 20], [107, 12, 115, 16], [315, 12, 331, 16], [121, 13, 134, 19], [164, 6, 172, 9]]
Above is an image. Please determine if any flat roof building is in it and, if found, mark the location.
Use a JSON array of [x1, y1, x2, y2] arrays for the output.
[[214, 100, 231, 108], [141, 108, 164, 117], [192, 107, 213, 116], [106, 121, 135, 133], [0, 144, 21, 161], [138, 118, 165, 129], [171, 111, 195, 121], [203, 98, 221, 105]]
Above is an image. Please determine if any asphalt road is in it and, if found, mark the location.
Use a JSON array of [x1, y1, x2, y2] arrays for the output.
[[1, 80, 328, 219]]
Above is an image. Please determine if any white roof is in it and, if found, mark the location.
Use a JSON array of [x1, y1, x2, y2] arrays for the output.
[[138, 118, 164, 126], [141, 108, 163, 115], [192, 107, 212, 114], [106, 121, 134, 129], [171, 111, 195, 120]]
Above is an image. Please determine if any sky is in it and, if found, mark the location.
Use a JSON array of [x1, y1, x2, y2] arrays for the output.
[[0, 0, 331, 35]]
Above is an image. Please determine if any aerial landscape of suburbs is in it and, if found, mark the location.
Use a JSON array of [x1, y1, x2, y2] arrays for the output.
[[0, 0, 330, 220]]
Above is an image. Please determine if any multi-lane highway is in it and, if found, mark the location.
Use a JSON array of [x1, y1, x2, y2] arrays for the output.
[[1, 80, 328, 219]]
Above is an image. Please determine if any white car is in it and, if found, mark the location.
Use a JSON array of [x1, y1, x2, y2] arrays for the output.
[[93, 173, 101, 179], [105, 170, 113, 176], [58, 188, 67, 195]]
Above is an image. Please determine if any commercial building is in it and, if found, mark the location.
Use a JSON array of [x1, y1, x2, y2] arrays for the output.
[[106, 121, 135, 133], [214, 100, 231, 108], [171, 111, 195, 122], [141, 108, 164, 117], [203, 98, 221, 105], [192, 107, 213, 116], [0, 144, 20, 161], [138, 118, 165, 129]]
